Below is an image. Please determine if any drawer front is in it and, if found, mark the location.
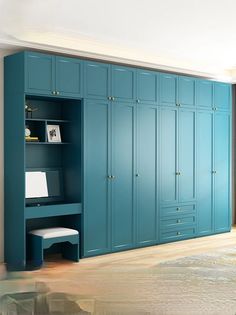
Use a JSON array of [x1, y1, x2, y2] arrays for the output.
[[160, 215, 196, 230], [160, 227, 196, 242], [160, 204, 196, 217]]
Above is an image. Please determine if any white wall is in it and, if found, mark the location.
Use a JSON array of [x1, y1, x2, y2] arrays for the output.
[[0, 48, 18, 262]]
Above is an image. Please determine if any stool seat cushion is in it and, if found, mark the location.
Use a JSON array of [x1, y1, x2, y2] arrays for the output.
[[29, 227, 79, 239]]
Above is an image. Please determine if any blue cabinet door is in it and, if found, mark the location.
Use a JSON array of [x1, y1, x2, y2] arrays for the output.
[[84, 61, 110, 99], [196, 79, 213, 109], [178, 76, 195, 107], [25, 52, 55, 95], [178, 109, 196, 202], [160, 73, 177, 106], [197, 111, 213, 235], [136, 104, 158, 246], [160, 108, 178, 204], [55, 56, 83, 98], [214, 112, 231, 232], [111, 65, 136, 102], [112, 102, 135, 251], [214, 82, 231, 111], [83, 100, 111, 256], [137, 70, 159, 104]]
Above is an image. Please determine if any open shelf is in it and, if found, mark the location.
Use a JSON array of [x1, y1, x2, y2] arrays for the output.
[[26, 118, 70, 123], [25, 202, 82, 219]]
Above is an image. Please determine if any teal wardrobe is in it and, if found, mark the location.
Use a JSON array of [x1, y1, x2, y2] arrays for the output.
[[4, 51, 232, 269]]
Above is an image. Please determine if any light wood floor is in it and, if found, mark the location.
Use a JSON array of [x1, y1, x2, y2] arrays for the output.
[[2, 228, 236, 314]]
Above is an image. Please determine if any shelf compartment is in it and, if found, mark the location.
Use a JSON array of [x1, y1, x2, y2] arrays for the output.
[[25, 202, 82, 219], [26, 118, 70, 123]]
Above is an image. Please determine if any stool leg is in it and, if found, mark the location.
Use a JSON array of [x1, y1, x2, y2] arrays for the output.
[[31, 235, 44, 267], [62, 242, 80, 262]]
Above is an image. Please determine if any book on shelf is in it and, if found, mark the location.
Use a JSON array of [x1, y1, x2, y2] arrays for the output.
[[25, 136, 39, 142]]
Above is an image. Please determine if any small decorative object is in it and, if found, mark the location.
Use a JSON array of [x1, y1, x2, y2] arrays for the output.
[[25, 125, 39, 142], [25, 126, 31, 137], [25, 103, 38, 119], [47, 125, 61, 143]]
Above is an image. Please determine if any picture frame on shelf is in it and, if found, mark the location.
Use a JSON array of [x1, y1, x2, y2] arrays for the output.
[[47, 125, 61, 143]]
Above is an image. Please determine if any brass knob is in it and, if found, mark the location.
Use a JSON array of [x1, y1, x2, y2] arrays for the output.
[[136, 173, 140, 177], [108, 96, 112, 101], [137, 99, 140, 103], [56, 91, 60, 95], [177, 219, 181, 223], [112, 97, 115, 101], [176, 172, 181, 175], [111, 175, 115, 179], [52, 91, 56, 95], [176, 207, 181, 211], [107, 175, 112, 179], [177, 232, 181, 235]]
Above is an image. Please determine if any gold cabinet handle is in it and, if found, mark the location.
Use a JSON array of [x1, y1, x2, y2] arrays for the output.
[[176, 207, 181, 211], [108, 96, 112, 101], [52, 91, 56, 95], [136, 173, 140, 177], [137, 99, 140, 103], [177, 232, 181, 235], [177, 219, 181, 223], [112, 97, 115, 101]]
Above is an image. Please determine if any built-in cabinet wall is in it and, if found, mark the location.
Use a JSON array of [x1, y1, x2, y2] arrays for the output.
[[5, 51, 232, 266]]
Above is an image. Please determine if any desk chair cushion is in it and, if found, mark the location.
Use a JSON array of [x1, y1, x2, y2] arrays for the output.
[[29, 227, 78, 239]]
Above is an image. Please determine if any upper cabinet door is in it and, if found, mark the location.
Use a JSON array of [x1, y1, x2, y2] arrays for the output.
[[214, 82, 231, 111], [111, 65, 136, 102], [137, 70, 159, 104], [55, 56, 82, 98], [160, 73, 177, 106], [196, 79, 213, 109], [25, 52, 55, 95], [178, 76, 195, 107], [84, 61, 110, 100]]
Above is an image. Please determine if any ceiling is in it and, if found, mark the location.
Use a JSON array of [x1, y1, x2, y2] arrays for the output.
[[1, 0, 236, 81]]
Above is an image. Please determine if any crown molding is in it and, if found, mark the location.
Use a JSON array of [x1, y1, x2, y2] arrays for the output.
[[0, 34, 233, 83]]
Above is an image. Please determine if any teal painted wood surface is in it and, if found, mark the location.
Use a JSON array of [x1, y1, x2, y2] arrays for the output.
[[136, 104, 158, 246], [178, 109, 196, 202], [111, 65, 136, 102], [160, 73, 177, 106], [197, 110, 213, 235], [111, 102, 135, 251], [196, 79, 213, 109], [25, 52, 83, 98], [55, 56, 83, 97], [25, 203, 82, 219], [83, 100, 111, 256], [4, 53, 26, 270], [160, 108, 178, 204], [214, 111, 231, 232], [25, 52, 55, 95], [4, 50, 232, 267], [137, 70, 159, 104], [178, 76, 195, 107], [84, 61, 110, 99], [214, 82, 231, 111]]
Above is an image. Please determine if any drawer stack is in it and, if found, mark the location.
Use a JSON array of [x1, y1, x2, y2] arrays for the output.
[[160, 204, 197, 243]]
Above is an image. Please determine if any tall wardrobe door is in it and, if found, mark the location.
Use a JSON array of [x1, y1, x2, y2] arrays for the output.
[[197, 111, 213, 235], [178, 109, 196, 202], [136, 105, 158, 246], [83, 100, 111, 256], [112, 102, 135, 251], [160, 108, 178, 204], [214, 112, 231, 232]]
